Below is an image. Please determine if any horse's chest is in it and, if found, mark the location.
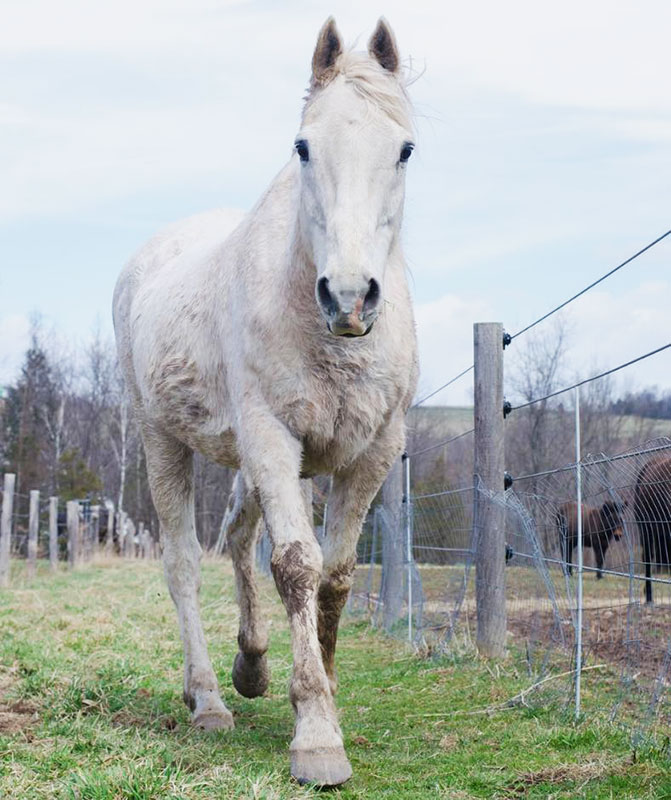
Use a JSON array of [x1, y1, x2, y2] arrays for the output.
[[280, 369, 394, 474]]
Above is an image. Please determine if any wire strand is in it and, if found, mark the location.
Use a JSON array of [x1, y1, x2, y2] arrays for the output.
[[407, 427, 475, 459], [411, 364, 474, 409], [511, 229, 671, 341], [509, 342, 671, 413]]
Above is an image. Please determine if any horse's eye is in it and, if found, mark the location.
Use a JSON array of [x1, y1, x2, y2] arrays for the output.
[[295, 140, 309, 163], [399, 143, 414, 163]]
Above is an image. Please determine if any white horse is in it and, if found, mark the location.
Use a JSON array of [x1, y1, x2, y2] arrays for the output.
[[113, 17, 418, 787]]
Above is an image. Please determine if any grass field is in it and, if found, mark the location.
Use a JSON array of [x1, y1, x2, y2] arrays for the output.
[[1, 559, 670, 799]]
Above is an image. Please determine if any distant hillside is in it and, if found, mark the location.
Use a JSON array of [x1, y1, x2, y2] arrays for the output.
[[406, 405, 671, 446]]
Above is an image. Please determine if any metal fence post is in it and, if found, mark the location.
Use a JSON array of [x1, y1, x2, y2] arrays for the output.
[[575, 386, 584, 718], [473, 322, 506, 658], [0, 473, 16, 587], [402, 451, 414, 642]]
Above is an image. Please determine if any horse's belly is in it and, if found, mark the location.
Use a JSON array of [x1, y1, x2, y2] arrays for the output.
[[186, 429, 240, 469]]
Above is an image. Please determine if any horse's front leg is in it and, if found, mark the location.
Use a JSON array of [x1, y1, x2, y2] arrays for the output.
[[142, 426, 233, 730], [319, 418, 405, 694], [238, 409, 350, 787]]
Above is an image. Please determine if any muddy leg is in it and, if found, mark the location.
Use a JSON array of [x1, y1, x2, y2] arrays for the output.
[[239, 410, 350, 786], [224, 473, 270, 698], [318, 416, 405, 695], [143, 426, 233, 730]]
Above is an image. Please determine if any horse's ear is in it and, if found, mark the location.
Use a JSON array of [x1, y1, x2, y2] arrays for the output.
[[312, 17, 343, 86], [368, 17, 400, 74]]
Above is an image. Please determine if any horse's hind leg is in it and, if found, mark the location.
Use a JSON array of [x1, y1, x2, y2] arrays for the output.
[[223, 473, 270, 698], [142, 425, 233, 730]]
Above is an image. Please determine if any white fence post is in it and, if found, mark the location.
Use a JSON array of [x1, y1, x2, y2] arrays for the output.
[[105, 503, 115, 555], [67, 501, 79, 568], [91, 505, 100, 557], [575, 386, 584, 718], [402, 452, 414, 642], [49, 497, 59, 571], [27, 490, 39, 579], [0, 473, 16, 587]]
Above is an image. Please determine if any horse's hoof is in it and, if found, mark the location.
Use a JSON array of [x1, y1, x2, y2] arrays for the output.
[[192, 707, 235, 731], [191, 692, 235, 731], [290, 746, 352, 787], [232, 651, 270, 698]]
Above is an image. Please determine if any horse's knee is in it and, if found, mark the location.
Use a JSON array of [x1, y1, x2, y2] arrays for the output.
[[319, 560, 356, 625], [271, 539, 323, 616]]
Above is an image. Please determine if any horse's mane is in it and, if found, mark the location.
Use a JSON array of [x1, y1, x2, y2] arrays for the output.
[[303, 49, 413, 131]]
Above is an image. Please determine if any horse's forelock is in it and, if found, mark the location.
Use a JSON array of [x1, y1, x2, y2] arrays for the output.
[[303, 49, 413, 131]]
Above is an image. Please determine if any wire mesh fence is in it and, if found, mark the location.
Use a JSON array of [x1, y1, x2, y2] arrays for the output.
[[345, 430, 671, 747]]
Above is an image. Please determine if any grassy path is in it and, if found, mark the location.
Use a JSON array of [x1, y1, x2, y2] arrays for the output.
[[0, 560, 669, 798]]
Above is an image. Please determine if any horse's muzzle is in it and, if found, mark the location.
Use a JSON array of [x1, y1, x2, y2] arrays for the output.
[[316, 276, 380, 337], [328, 317, 375, 337]]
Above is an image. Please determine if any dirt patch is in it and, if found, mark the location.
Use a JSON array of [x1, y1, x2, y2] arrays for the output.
[[505, 755, 629, 795], [0, 676, 38, 734], [508, 603, 671, 683]]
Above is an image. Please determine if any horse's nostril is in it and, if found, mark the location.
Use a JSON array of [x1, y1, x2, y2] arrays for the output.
[[317, 276, 337, 316], [363, 278, 381, 313]]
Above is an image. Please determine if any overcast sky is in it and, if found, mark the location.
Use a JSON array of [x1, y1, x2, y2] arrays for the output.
[[1, 0, 670, 404]]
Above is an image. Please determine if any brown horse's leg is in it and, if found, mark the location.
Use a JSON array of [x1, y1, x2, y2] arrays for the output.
[[142, 425, 233, 730], [318, 417, 405, 694], [238, 410, 350, 787], [224, 474, 270, 698]]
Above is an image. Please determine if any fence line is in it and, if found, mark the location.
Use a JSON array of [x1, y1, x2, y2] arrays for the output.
[[509, 342, 671, 412], [510, 229, 671, 341], [411, 364, 474, 409], [0, 475, 160, 584]]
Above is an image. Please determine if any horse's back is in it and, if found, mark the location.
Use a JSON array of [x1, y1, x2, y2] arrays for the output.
[[114, 209, 245, 373]]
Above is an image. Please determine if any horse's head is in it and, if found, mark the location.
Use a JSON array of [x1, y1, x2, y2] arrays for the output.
[[601, 500, 628, 541], [296, 18, 414, 337]]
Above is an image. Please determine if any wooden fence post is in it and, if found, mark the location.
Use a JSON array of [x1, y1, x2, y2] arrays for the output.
[[380, 457, 405, 630], [49, 497, 59, 571], [27, 490, 39, 579], [119, 512, 128, 557], [105, 503, 115, 555], [0, 473, 16, 587], [473, 322, 506, 658], [67, 501, 80, 568], [91, 505, 100, 557]]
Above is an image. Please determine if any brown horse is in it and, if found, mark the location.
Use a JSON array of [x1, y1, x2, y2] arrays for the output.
[[634, 456, 671, 603], [556, 500, 626, 579]]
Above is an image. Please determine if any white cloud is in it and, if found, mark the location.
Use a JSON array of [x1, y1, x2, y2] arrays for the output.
[[414, 293, 494, 405], [563, 281, 671, 392]]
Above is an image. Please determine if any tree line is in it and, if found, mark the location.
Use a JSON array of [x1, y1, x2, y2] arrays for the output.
[[0, 322, 234, 549]]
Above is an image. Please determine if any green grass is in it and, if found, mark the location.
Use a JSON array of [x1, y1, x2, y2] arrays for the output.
[[0, 559, 670, 798]]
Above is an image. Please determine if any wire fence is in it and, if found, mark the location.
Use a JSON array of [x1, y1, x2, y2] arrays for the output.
[[343, 229, 671, 746]]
